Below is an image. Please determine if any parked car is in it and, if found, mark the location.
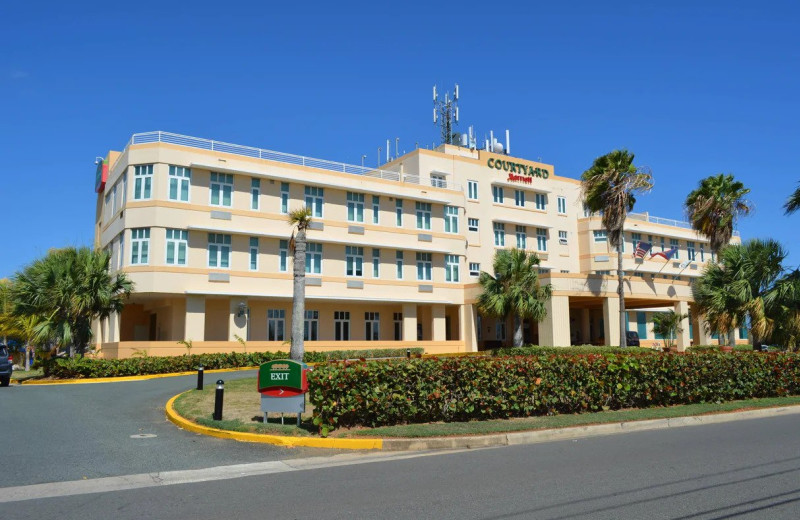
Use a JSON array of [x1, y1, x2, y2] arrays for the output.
[[625, 331, 641, 347], [0, 345, 12, 387]]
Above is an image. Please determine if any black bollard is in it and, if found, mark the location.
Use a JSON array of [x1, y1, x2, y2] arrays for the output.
[[196, 365, 204, 390], [213, 380, 224, 421], [406, 348, 411, 359]]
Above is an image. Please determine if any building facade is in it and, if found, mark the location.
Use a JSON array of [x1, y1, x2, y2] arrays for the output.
[[92, 131, 744, 358]]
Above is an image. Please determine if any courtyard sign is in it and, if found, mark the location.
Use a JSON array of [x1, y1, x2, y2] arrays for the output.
[[487, 158, 550, 184]]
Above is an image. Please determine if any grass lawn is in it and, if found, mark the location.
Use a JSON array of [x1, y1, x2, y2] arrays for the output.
[[173, 376, 800, 439], [11, 368, 44, 383]]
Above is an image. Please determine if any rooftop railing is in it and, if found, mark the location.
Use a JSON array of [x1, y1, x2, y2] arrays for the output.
[[626, 212, 741, 237], [125, 131, 462, 191]]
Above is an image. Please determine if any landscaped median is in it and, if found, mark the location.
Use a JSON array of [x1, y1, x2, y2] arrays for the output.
[[166, 350, 800, 450]]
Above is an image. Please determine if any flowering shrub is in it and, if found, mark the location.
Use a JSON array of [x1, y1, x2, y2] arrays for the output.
[[307, 352, 800, 436]]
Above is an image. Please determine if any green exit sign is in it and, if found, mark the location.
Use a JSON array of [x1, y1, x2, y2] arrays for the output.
[[258, 360, 308, 397]]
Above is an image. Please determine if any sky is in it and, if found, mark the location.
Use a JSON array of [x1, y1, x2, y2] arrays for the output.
[[1, 0, 798, 278]]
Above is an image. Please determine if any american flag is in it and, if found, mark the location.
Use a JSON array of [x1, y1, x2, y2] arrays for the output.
[[633, 241, 652, 258], [651, 247, 678, 261]]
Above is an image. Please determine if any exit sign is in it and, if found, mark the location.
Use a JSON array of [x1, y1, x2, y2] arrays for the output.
[[257, 360, 308, 397]]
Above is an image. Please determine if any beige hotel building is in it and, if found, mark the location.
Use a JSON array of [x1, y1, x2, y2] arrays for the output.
[[92, 131, 746, 358]]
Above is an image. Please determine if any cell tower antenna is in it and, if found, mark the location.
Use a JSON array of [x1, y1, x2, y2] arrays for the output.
[[432, 83, 461, 145]]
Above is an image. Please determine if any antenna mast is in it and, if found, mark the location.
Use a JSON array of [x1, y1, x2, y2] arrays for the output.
[[433, 83, 460, 145]]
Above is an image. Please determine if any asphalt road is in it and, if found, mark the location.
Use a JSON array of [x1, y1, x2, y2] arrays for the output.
[[0, 371, 331, 487]]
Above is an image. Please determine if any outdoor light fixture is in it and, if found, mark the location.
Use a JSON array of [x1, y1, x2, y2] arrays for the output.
[[236, 301, 247, 318]]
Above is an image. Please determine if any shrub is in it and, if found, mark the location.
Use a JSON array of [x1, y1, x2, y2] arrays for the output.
[[307, 352, 800, 436], [42, 348, 424, 379], [490, 345, 657, 356]]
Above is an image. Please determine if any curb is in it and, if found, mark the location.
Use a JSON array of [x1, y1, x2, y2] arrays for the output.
[[165, 393, 383, 450], [19, 366, 259, 385], [165, 389, 800, 451]]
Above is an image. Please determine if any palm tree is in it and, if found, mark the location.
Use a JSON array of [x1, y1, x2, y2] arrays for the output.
[[11, 247, 132, 357], [684, 174, 752, 256], [581, 150, 654, 347], [652, 311, 688, 350], [764, 269, 800, 350], [785, 182, 800, 215], [476, 249, 553, 347], [287, 207, 312, 362]]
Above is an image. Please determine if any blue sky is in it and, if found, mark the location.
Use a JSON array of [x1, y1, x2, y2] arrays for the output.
[[1, 0, 798, 278]]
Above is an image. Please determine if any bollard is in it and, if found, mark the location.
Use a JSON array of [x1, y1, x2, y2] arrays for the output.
[[196, 365, 204, 390], [406, 348, 411, 359], [213, 380, 225, 421]]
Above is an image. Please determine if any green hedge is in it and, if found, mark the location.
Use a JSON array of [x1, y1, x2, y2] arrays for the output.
[[490, 345, 657, 356], [307, 352, 800, 435], [43, 348, 424, 379]]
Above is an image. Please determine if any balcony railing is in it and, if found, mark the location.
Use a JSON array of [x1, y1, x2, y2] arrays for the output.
[[626, 212, 741, 237], [124, 131, 462, 191]]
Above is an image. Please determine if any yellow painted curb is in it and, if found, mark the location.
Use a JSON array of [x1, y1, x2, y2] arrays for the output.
[[20, 366, 259, 385], [165, 393, 383, 450]]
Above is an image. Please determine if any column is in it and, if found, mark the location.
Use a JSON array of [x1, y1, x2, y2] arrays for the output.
[[459, 304, 478, 352], [229, 299, 248, 342], [185, 296, 206, 341], [539, 295, 570, 347], [695, 312, 712, 346], [402, 303, 417, 342], [603, 297, 620, 346], [581, 308, 591, 344], [675, 300, 691, 352], [109, 311, 121, 343], [432, 305, 447, 341]]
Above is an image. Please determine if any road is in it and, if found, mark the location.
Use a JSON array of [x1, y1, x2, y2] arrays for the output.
[[2, 375, 799, 519]]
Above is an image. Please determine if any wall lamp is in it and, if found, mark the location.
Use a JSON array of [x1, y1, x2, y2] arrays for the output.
[[236, 301, 248, 318]]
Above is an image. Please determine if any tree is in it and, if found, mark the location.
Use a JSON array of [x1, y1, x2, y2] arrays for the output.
[[581, 150, 653, 347], [785, 181, 800, 215], [693, 239, 786, 347], [288, 207, 312, 362], [476, 249, 553, 347], [764, 269, 800, 350], [652, 311, 688, 350], [684, 174, 752, 256], [11, 247, 133, 357]]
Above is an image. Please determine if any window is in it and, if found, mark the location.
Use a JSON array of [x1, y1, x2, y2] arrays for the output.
[[334, 311, 350, 341], [304, 310, 319, 341], [118, 233, 125, 270], [477, 315, 482, 342], [372, 248, 380, 277], [210, 172, 233, 207], [593, 230, 608, 243], [104, 189, 114, 220], [415, 202, 432, 230], [516, 225, 527, 249], [279, 239, 288, 272], [131, 228, 149, 264], [467, 180, 478, 200], [631, 232, 642, 253], [372, 195, 380, 224], [250, 178, 260, 210], [431, 174, 446, 188], [346, 192, 364, 222], [133, 165, 153, 200], [492, 185, 504, 203], [416, 252, 432, 281], [468, 218, 479, 232], [393, 313, 403, 340], [346, 246, 363, 277], [395, 198, 403, 227], [444, 206, 459, 233], [365, 312, 380, 340], [169, 166, 191, 202], [493, 222, 505, 247], [700, 244, 705, 262], [558, 230, 568, 245], [396, 250, 403, 279], [207, 233, 231, 268], [267, 309, 285, 341], [660, 236, 666, 251], [306, 242, 322, 274], [445, 254, 459, 282], [514, 189, 525, 207], [304, 186, 323, 218], [166, 229, 188, 266], [583, 204, 592, 217], [249, 237, 259, 270], [121, 172, 127, 207], [595, 270, 611, 275], [557, 196, 566, 214], [537, 228, 548, 251], [495, 320, 506, 341], [535, 193, 547, 210], [280, 182, 289, 214], [670, 238, 680, 259], [469, 262, 480, 277], [687, 241, 696, 261]]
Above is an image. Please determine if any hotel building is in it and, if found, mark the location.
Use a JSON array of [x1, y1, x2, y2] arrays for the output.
[[92, 131, 745, 358]]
